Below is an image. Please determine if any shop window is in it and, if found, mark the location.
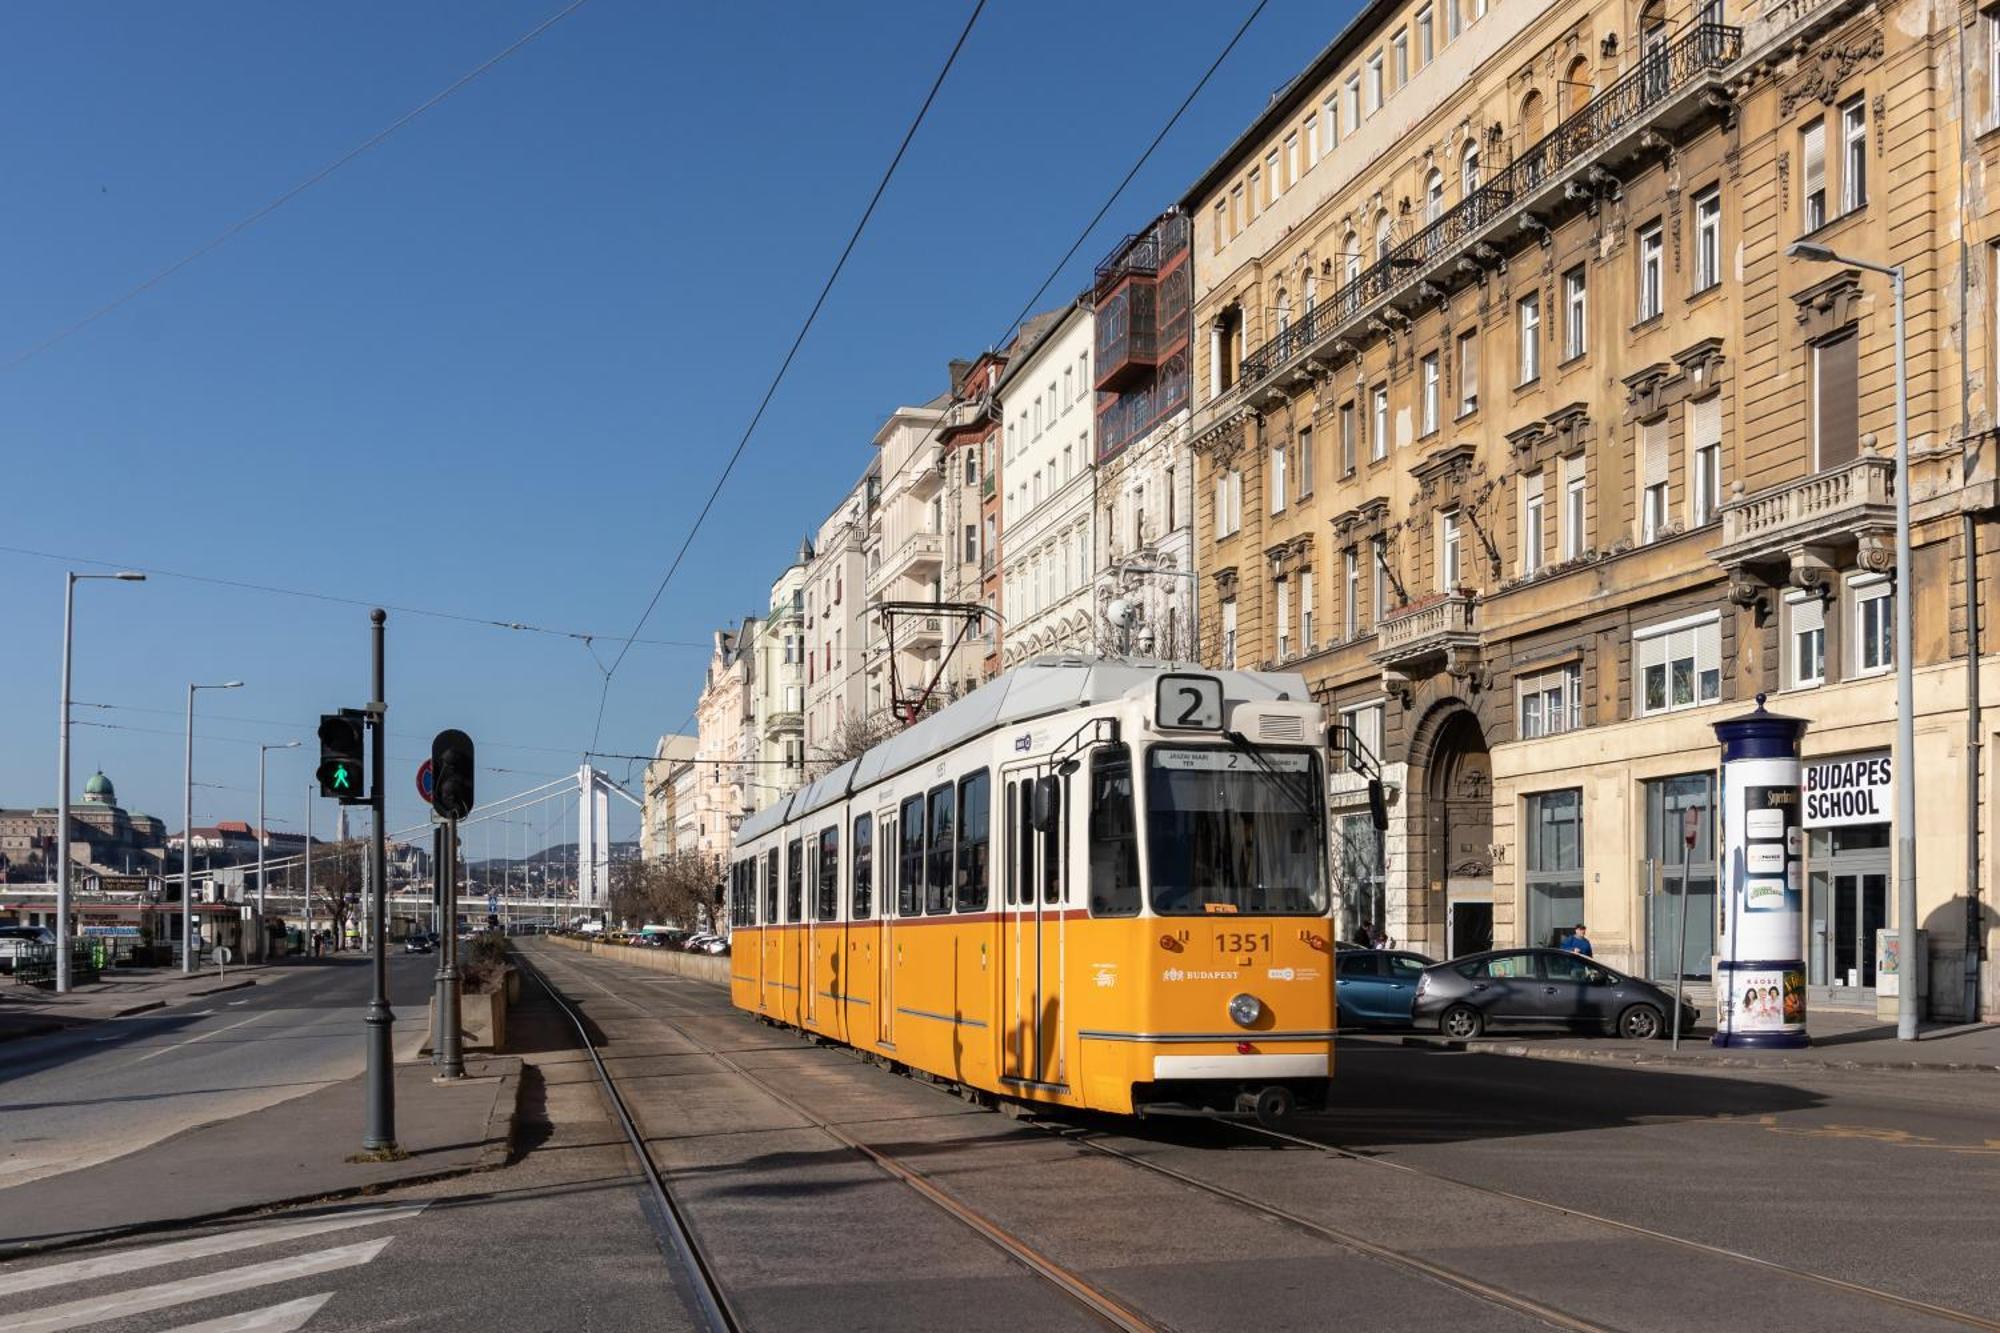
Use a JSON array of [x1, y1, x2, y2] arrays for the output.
[[1525, 790, 1584, 949]]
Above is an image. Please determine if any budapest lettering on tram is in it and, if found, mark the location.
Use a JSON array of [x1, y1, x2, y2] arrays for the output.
[[724, 656, 1337, 1124]]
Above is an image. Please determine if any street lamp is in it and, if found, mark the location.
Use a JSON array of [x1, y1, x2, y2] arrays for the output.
[[257, 741, 300, 932], [183, 679, 244, 975], [55, 571, 145, 993], [1787, 239, 1917, 1040]]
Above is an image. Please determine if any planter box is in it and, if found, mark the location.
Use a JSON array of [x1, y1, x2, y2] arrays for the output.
[[428, 982, 508, 1054]]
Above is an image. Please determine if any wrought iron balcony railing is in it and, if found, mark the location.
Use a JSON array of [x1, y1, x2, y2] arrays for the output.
[[1236, 22, 1741, 390]]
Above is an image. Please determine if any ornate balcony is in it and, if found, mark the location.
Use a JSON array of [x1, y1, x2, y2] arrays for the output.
[[866, 530, 944, 599], [1371, 592, 1481, 691], [1095, 277, 1159, 393], [1710, 454, 1896, 591], [762, 708, 803, 739], [1235, 22, 1742, 406]]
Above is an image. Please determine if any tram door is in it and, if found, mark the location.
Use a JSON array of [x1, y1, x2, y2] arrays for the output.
[[877, 811, 897, 1048], [759, 848, 778, 1014], [1002, 773, 1064, 1087], [804, 837, 817, 1028]]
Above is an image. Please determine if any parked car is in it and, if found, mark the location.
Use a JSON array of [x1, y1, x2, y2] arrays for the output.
[[690, 935, 729, 956], [1335, 949, 1434, 1027], [1413, 948, 1699, 1041], [0, 925, 56, 975], [402, 933, 436, 954]]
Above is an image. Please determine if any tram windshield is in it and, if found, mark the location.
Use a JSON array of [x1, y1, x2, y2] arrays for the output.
[[1145, 746, 1327, 916]]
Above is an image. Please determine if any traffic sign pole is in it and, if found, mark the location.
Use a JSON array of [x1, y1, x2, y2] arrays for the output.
[[362, 610, 398, 1153], [434, 816, 464, 1081]]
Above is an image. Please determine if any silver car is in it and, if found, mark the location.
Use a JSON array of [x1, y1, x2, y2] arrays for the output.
[[1413, 947, 1699, 1041]]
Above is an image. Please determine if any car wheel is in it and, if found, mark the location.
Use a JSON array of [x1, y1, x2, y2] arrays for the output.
[[1440, 1004, 1484, 1040], [1618, 1004, 1664, 1041]]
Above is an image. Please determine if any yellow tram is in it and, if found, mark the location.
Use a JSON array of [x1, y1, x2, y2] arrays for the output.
[[724, 657, 1337, 1122]]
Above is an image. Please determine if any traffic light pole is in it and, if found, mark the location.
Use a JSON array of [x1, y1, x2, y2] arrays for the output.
[[362, 608, 398, 1153], [434, 817, 465, 1080]]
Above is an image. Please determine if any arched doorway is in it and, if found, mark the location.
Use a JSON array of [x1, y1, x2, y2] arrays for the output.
[[1422, 708, 1493, 957]]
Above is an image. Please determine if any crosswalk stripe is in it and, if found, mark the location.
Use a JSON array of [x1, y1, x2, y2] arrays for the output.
[[0, 1205, 425, 1299], [157, 1294, 334, 1333], [0, 1237, 391, 1333]]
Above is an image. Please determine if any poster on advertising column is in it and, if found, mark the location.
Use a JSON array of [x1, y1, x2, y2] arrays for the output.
[[1713, 698, 1810, 1049]]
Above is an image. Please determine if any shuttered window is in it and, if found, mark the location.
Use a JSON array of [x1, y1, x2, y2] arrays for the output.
[[1562, 452, 1587, 557], [1522, 470, 1546, 574], [1786, 592, 1826, 688], [1636, 615, 1723, 716], [1276, 579, 1292, 659], [1641, 418, 1670, 541], [1802, 118, 1827, 230], [1813, 332, 1859, 469], [1689, 394, 1723, 524]]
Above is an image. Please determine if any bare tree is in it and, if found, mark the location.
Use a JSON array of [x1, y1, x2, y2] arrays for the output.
[[609, 850, 721, 930], [312, 838, 367, 948], [804, 711, 904, 781]]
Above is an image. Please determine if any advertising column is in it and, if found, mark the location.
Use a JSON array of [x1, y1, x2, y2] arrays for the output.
[[1713, 696, 1809, 1049]]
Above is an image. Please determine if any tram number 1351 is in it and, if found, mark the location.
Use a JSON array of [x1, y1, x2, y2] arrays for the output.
[[1215, 931, 1273, 954]]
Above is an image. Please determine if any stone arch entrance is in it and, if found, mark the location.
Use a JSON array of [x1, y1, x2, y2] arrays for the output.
[[1413, 705, 1493, 958]]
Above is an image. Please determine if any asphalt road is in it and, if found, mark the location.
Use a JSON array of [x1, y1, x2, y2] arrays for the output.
[[0, 954, 435, 1192]]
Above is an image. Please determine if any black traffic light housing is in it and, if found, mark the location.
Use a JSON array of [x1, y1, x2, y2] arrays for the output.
[[432, 729, 475, 820], [317, 712, 367, 804]]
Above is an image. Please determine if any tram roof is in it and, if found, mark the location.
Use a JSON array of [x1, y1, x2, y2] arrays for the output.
[[734, 655, 1312, 846]]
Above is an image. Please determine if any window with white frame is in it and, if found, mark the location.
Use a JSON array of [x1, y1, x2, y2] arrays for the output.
[[1522, 471, 1546, 575], [1338, 700, 1385, 773], [1635, 614, 1723, 716], [1637, 223, 1664, 320], [1371, 384, 1390, 460], [1439, 509, 1463, 591], [1297, 425, 1314, 497], [1688, 394, 1722, 525], [1841, 97, 1867, 213], [1417, 4, 1434, 64], [1989, 6, 2000, 128], [1285, 133, 1299, 185], [1801, 118, 1827, 230], [1421, 352, 1440, 434], [1344, 75, 1361, 134], [1518, 662, 1583, 739], [1276, 578, 1292, 659], [1270, 443, 1287, 514], [1247, 167, 1261, 218], [1300, 571, 1315, 650], [1693, 187, 1721, 291], [1344, 547, 1360, 638], [1221, 597, 1238, 668], [1457, 329, 1478, 415], [1563, 453, 1586, 557], [1518, 293, 1541, 384], [1366, 52, 1384, 113], [1341, 401, 1358, 474], [1372, 535, 1390, 618], [1852, 575, 1893, 675], [1785, 591, 1826, 688], [1461, 141, 1481, 195], [1425, 169, 1446, 223], [1563, 266, 1587, 360], [1640, 418, 1669, 542], [1265, 150, 1280, 202], [1392, 29, 1409, 86]]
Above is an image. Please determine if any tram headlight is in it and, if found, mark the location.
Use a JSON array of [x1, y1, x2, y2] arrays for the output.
[[1228, 993, 1263, 1028]]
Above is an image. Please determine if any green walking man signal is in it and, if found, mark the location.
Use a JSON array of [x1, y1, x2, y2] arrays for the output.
[[317, 712, 368, 805]]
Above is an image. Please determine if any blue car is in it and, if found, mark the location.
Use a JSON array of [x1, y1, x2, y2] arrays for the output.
[[1336, 949, 1434, 1027]]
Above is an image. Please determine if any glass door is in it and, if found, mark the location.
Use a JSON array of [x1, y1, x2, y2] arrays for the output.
[[1644, 774, 1716, 980]]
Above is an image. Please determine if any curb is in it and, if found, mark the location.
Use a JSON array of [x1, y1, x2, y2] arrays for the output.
[[112, 1000, 167, 1017], [186, 979, 256, 998], [1420, 1036, 2000, 1076]]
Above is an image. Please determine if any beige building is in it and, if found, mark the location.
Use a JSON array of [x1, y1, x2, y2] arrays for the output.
[[803, 467, 875, 765], [692, 619, 758, 859], [752, 551, 810, 809], [864, 399, 964, 719], [641, 735, 698, 862], [1184, 0, 2000, 1018]]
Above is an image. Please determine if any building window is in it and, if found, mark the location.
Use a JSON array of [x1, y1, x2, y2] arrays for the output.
[[1637, 223, 1664, 320], [1371, 535, 1389, 618], [1344, 74, 1361, 134], [1785, 591, 1826, 689], [1802, 118, 1827, 231], [1425, 168, 1446, 224], [1811, 330, 1860, 470], [1417, 5, 1434, 64], [1392, 29, 1409, 86], [1309, 110, 1323, 164], [1265, 150, 1280, 202], [1344, 547, 1360, 638], [1518, 663, 1583, 739], [1989, 6, 2000, 128], [1460, 141, 1481, 195], [1212, 201, 1226, 253], [1563, 266, 1587, 361], [1366, 51, 1384, 113], [1340, 401, 1358, 475], [1214, 468, 1243, 538], [1230, 183, 1244, 236], [1689, 394, 1722, 525], [1526, 790, 1585, 950], [1518, 293, 1541, 384], [1337, 701, 1384, 773], [1456, 329, 1479, 416], [1300, 570, 1315, 650], [1636, 614, 1723, 716], [1852, 576, 1894, 675], [1522, 470, 1545, 575], [1640, 418, 1669, 542], [1297, 425, 1315, 498], [964, 523, 978, 563], [1371, 384, 1390, 461], [1221, 597, 1238, 668], [1270, 443, 1288, 514], [1841, 97, 1868, 213], [1276, 579, 1292, 659], [1246, 168, 1261, 218], [1439, 509, 1462, 591], [1693, 187, 1721, 292], [1284, 133, 1300, 185], [1421, 352, 1440, 435]]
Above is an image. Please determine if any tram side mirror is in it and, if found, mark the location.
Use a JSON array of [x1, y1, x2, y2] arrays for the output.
[[1367, 778, 1389, 833], [1030, 776, 1058, 831]]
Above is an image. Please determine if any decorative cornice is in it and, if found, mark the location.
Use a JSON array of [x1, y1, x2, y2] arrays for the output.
[[1792, 269, 1866, 342]]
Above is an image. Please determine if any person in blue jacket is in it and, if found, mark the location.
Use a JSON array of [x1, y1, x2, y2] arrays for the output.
[[1560, 923, 1593, 956]]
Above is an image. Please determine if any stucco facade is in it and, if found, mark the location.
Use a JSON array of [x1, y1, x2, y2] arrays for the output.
[[997, 302, 1098, 666], [803, 469, 873, 764]]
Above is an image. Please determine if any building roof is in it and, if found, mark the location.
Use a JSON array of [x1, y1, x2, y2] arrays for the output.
[[83, 771, 116, 803], [994, 301, 1089, 396]]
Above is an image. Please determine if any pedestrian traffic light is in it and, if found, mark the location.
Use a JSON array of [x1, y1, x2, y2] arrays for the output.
[[317, 713, 366, 804], [432, 729, 475, 820]]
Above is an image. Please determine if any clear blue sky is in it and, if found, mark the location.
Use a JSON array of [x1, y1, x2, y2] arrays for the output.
[[0, 0, 1340, 856]]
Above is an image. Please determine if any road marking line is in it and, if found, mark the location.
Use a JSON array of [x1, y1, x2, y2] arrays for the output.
[[0, 1205, 426, 1298], [0, 1237, 392, 1333], [134, 1014, 266, 1064], [156, 1293, 334, 1333], [228, 999, 250, 1006]]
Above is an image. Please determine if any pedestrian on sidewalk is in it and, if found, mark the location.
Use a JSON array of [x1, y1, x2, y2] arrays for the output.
[[1352, 923, 1374, 949], [1561, 924, 1593, 956]]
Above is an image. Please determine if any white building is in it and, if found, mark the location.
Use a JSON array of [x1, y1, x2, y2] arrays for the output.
[[863, 398, 956, 719], [997, 300, 1096, 667], [803, 467, 874, 764], [751, 549, 810, 810]]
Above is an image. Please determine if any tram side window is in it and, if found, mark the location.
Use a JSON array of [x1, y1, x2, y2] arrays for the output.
[[1042, 779, 1063, 905], [786, 837, 803, 923], [957, 770, 990, 912], [1089, 745, 1142, 916], [925, 784, 954, 915], [763, 849, 778, 923], [1007, 781, 1023, 906], [816, 826, 840, 922], [852, 814, 874, 920], [898, 796, 924, 917]]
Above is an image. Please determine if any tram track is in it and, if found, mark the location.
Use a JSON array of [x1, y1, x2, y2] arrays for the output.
[[521, 950, 1161, 1333]]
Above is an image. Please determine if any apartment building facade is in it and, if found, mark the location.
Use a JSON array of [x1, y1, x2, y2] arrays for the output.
[[751, 551, 810, 810], [692, 619, 758, 858], [997, 302, 1099, 666], [865, 399, 958, 718], [641, 734, 698, 862], [1185, 0, 2000, 1018], [937, 350, 1009, 678], [1093, 210, 1199, 660], [802, 469, 873, 764]]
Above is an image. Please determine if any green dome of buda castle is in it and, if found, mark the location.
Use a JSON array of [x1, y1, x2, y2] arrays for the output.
[[83, 771, 116, 804]]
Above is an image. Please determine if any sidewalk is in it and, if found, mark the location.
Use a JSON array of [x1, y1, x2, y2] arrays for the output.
[[0, 959, 306, 1040], [1399, 1008, 2000, 1074], [0, 1051, 523, 1258]]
